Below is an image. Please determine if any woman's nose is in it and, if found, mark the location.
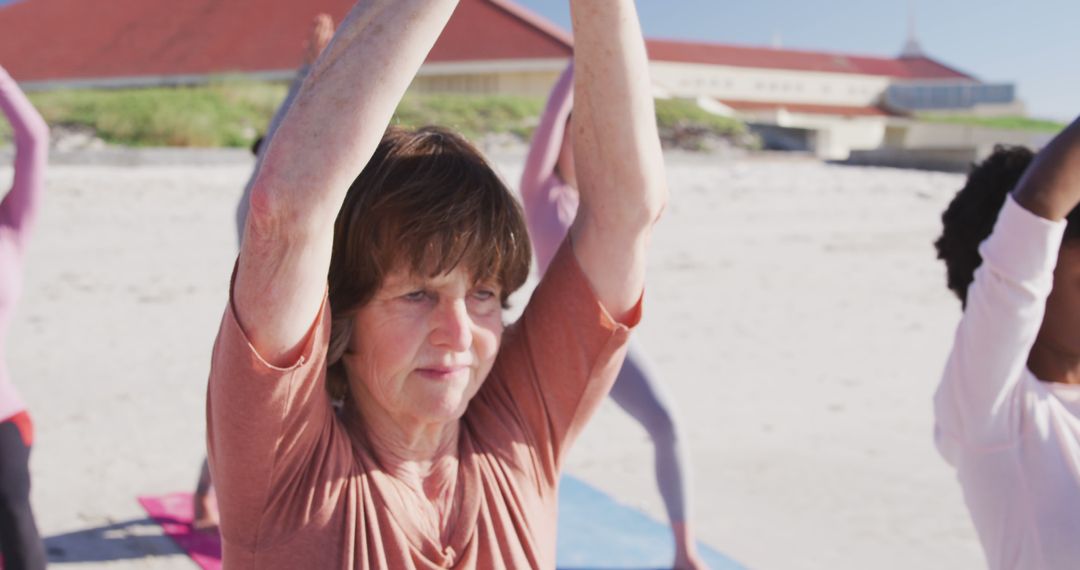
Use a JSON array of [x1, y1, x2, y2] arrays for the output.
[[430, 298, 473, 351]]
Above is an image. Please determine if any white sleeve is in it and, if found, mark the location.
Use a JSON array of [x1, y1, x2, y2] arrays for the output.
[[934, 195, 1067, 456]]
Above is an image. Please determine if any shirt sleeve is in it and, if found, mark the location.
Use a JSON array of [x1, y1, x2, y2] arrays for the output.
[[934, 194, 1066, 457], [477, 238, 641, 481], [205, 272, 335, 548], [0, 66, 49, 242]]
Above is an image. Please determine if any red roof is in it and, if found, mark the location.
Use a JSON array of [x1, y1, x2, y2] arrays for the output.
[[0, 0, 973, 85], [0, 0, 572, 83], [647, 39, 975, 81], [718, 99, 899, 118], [428, 0, 572, 63]]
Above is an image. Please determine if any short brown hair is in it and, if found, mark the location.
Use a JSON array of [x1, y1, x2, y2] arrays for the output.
[[325, 126, 531, 398]]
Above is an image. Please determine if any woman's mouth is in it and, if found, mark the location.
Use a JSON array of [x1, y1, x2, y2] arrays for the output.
[[415, 366, 469, 381]]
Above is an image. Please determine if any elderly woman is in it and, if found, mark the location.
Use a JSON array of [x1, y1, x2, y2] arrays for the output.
[[206, 0, 667, 568], [0, 65, 49, 570]]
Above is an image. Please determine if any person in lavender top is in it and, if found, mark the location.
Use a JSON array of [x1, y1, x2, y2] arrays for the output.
[[192, 13, 336, 531], [933, 116, 1080, 569], [0, 64, 49, 570], [520, 63, 708, 570]]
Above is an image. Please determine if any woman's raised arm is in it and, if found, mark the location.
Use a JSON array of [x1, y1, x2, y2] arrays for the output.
[[519, 63, 573, 208], [235, 14, 335, 244], [0, 65, 49, 238], [568, 0, 667, 322], [1013, 117, 1080, 219], [235, 0, 458, 366]]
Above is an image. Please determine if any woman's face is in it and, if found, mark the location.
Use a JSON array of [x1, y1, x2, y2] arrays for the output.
[[1040, 241, 1080, 357], [342, 263, 504, 427]]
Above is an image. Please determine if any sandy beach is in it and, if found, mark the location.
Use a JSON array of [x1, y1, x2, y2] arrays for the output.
[[4, 148, 984, 569]]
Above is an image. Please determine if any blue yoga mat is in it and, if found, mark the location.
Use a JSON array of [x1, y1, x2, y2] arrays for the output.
[[556, 476, 744, 570]]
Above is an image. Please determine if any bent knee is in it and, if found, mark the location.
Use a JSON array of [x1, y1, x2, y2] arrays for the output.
[[638, 404, 681, 445]]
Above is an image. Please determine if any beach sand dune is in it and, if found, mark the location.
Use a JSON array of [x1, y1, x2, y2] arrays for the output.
[[5, 150, 982, 569]]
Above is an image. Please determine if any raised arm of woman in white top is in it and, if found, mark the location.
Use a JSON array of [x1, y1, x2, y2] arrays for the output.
[[567, 0, 668, 322], [935, 117, 1080, 449], [234, 0, 459, 366], [1013, 117, 1080, 220]]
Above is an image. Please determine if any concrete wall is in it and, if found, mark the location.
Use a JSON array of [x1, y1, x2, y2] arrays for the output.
[[740, 108, 889, 160], [410, 59, 565, 97], [649, 61, 891, 107], [845, 147, 980, 172], [886, 121, 1048, 154], [849, 121, 1054, 171], [408, 59, 896, 104], [410, 69, 562, 97]]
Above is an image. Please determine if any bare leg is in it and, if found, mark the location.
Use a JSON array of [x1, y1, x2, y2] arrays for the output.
[[608, 340, 708, 569], [192, 458, 218, 532]]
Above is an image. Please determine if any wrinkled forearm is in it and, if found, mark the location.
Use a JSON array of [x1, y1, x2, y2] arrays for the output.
[[569, 0, 667, 228], [566, 0, 666, 321], [252, 0, 459, 229]]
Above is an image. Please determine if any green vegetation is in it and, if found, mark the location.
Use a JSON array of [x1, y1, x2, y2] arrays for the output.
[[24, 79, 286, 147], [917, 114, 1065, 133], [654, 98, 747, 151], [655, 98, 744, 135], [392, 94, 544, 141], [0, 80, 748, 150]]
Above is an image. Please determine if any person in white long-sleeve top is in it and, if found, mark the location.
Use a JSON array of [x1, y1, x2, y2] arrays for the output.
[[933, 117, 1080, 570]]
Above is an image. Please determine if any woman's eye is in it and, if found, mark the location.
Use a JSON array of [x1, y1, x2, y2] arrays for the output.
[[403, 290, 429, 302], [473, 289, 497, 301]]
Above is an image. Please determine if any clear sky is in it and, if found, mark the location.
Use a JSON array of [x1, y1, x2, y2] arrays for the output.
[[515, 0, 1078, 122], [0, 0, 1074, 120]]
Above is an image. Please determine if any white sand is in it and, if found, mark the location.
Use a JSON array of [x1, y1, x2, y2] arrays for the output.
[[5, 149, 984, 569]]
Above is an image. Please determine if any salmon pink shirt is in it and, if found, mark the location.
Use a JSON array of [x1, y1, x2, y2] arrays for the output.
[[207, 240, 640, 569]]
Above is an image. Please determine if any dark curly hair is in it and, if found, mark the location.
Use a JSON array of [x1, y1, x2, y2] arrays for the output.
[[935, 144, 1080, 305]]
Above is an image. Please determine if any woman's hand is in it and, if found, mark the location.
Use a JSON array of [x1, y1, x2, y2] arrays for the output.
[[303, 14, 336, 67]]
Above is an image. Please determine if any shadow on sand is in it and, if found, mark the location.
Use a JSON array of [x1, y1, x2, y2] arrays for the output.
[[43, 517, 187, 564]]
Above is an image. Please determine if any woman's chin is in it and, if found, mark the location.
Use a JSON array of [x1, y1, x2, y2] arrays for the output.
[[410, 393, 473, 425]]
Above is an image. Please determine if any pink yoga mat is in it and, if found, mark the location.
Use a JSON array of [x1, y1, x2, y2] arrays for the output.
[[137, 493, 222, 570]]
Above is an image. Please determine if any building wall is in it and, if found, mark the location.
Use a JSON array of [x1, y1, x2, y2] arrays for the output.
[[916, 100, 1028, 118], [411, 59, 566, 97], [411, 70, 561, 97], [410, 59, 902, 106], [405, 60, 896, 160], [887, 121, 1048, 152], [649, 62, 892, 107]]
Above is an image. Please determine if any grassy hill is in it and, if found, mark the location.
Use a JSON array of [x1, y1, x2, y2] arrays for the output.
[[0, 80, 745, 150]]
